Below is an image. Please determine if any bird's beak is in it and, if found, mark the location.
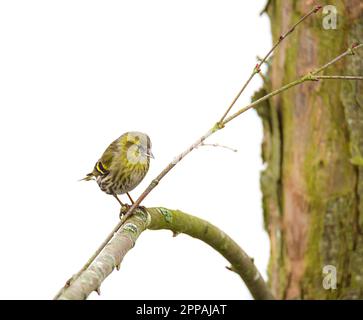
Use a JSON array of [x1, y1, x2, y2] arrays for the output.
[[146, 151, 155, 159]]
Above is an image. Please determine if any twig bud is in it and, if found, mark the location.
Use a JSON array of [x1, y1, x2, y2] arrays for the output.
[[314, 5, 322, 13], [351, 42, 359, 49]]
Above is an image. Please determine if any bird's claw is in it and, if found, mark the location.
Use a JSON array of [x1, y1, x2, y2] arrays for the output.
[[119, 204, 131, 220], [118, 204, 147, 220]]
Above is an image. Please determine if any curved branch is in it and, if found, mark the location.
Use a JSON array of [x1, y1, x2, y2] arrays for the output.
[[147, 208, 274, 300], [55, 208, 274, 300]]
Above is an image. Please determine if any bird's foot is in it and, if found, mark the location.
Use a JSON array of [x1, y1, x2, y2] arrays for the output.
[[119, 204, 147, 220], [119, 204, 131, 220]]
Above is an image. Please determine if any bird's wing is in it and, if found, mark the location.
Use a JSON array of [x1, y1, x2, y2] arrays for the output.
[[97, 138, 120, 172]]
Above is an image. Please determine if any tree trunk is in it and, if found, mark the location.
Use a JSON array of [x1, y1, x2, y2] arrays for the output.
[[256, 0, 363, 299]]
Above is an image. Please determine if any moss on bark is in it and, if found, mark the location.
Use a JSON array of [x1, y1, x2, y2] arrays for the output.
[[258, 0, 363, 299]]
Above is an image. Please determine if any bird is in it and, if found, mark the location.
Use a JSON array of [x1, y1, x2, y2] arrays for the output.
[[81, 131, 153, 210]]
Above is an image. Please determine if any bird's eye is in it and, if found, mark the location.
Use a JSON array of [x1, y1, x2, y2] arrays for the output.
[[125, 141, 134, 149]]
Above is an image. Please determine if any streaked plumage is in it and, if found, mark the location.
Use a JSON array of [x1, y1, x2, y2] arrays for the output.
[[82, 131, 153, 206]]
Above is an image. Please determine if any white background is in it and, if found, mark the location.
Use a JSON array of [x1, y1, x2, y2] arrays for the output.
[[0, 1, 271, 299]]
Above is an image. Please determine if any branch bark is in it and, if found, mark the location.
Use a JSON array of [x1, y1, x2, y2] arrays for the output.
[[55, 208, 274, 300]]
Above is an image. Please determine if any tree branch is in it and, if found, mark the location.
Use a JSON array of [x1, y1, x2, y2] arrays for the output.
[[199, 142, 238, 153], [313, 75, 363, 81], [222, 44, 363, 125], [55, 208, 274, 300], [218, 5, 322, 124]]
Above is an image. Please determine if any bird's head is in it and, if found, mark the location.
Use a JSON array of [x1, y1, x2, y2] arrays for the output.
[[122, 131, 154, 165]]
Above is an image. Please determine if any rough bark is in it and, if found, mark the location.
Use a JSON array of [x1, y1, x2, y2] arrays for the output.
[[256, 0, 363, 299]]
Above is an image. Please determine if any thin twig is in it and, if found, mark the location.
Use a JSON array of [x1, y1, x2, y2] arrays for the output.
[[218, 5, 322, 124], [314, 75, 363, 80], [199, 142, 238, 153], [313, 43, 362, 75], [222, 44, 363, 125]]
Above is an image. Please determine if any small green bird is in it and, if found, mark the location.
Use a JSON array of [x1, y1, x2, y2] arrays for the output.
[[82, 131, 153, 208]]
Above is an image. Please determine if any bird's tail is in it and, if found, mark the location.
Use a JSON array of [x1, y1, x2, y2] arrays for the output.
[[79, 172, 95, 181]]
